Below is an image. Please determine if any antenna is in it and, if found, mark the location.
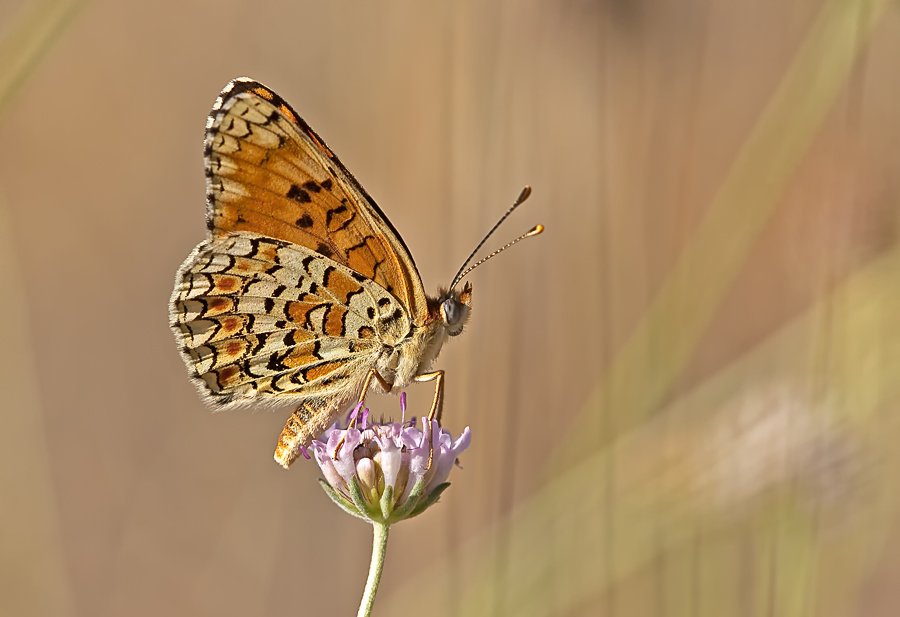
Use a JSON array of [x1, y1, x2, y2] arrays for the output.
[[449, 186, 543, 290], [451, 225, 543, 288]]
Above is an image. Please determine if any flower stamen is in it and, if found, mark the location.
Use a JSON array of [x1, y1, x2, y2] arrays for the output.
[[334, 401, 366, 459]]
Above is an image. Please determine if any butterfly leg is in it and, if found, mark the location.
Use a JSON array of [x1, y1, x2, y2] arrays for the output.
[[414, 370, 445, 468], [346, 368, 392, 430], [414, 370, 445, 424], [332, 368, 393, 456]]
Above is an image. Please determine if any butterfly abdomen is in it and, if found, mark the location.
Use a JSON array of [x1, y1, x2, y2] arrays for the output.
[[274, 396, 359, 468]]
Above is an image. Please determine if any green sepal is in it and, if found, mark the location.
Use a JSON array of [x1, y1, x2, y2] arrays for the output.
[[349, 476, 382, 521], [317, 479, 367, 521], [388, 477, 427, 523], [380, 485, 395, 521], [407, 482, 450, 519]]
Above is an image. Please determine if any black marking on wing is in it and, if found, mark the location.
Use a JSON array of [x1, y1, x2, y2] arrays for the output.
[[345, 286, 365, 305], [244, 357, 266, 379], [246, 238, 262, 260], [303, 304, 321, 331], [224, 116, 252, 138], [321, 373, 349, 387], [250, 332, 270, 355], [269, 375, 287, 392], [379, 307, 404, 329], [267, 351, 290, 373], [326, 204, 348, 228], [346, 238, 369, 254], [320, 305, 331, 333], [322, 266, 336, 288], [332, 210, 355, 232], [287, 184, 311, 204]]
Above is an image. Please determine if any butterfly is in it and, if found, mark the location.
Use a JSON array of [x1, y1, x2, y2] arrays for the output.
[[170, 78, 541, 468]]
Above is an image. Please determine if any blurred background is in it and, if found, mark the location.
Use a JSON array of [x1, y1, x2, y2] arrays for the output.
[[2, 0, 900, 615]]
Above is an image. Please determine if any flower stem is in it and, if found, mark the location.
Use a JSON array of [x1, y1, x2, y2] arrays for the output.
[[357, 522, 390, 617]]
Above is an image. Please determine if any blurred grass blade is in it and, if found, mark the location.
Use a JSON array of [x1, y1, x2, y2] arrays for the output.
[[556, 0, 892, 468], [383, 229, 900, 617], [0, 3, 88, 612], [0, 0, 89, 118], [382, 0, 895, 615]]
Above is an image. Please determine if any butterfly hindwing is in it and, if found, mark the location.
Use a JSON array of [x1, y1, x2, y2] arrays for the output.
[[172, 232, 411, 408]]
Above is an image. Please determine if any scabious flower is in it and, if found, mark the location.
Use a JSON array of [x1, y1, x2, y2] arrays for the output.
[[308, 394, 471, 525], [307, 394, 472, 617]]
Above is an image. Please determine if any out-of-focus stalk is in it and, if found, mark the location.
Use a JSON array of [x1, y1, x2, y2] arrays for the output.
[[0, 0, 89, 118]]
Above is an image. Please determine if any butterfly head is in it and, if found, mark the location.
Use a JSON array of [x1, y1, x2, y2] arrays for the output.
[[433, 282, 473, 337]]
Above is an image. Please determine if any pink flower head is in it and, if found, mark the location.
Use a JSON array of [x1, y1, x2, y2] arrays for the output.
[[308, 397, 471, 524]]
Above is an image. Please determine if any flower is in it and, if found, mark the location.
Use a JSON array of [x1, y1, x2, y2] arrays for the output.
[[308, 394, 471, 524]]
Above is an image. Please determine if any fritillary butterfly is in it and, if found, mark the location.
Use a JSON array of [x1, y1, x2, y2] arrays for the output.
[[170, 78, 540, 468]]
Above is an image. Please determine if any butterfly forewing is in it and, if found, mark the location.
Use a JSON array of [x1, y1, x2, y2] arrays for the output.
[[203, 79, 427, 321]]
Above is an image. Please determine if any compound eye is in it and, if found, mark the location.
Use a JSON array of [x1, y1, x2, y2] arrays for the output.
[[441, 298, 459, 326]]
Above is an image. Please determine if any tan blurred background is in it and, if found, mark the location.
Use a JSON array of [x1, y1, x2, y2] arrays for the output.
[[2, 0, 900, 615]]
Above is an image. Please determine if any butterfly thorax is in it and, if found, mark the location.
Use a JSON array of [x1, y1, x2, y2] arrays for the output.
[[371, 283, 471, 391]]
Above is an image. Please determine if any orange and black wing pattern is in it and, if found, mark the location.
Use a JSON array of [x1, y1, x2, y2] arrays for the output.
[[203, 78, 428, 323]]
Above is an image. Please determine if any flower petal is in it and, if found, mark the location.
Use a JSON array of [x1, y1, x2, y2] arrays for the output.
[[310, 442, 347, 492], [401, 426, 432, 504], [376, 431, 403, 491], [333, 428, 361, 482], [428, 426, 472, 489]]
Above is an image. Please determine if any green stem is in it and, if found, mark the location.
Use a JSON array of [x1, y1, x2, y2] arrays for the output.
[[357, 522, 390, 617]]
